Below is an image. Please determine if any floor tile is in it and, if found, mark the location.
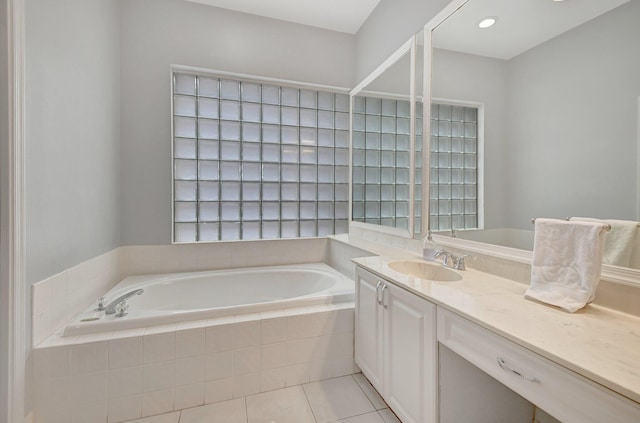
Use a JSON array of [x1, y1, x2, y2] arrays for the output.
[[353, 373, 387, 410], [303, 376, 375, 423], [179, 398, 247, 423], [246, 386, 315, 423], [125, 411, 180, 423], [335, 411, 384, 422], [378, 408, 401, 423]]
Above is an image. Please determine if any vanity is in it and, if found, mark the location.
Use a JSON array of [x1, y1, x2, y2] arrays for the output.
[[352, 254, 640, 423], [348, 0, 640, 420]]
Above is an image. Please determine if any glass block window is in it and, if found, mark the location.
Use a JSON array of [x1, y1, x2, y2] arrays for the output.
[[351, 96, 412, 231], [429, 103, 479, 231], [172, 72, 350, 242]]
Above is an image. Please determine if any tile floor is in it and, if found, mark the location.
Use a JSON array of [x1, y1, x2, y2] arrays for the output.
[[123, 374, 401, 423]]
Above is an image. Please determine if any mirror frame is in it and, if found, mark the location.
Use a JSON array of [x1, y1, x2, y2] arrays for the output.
[[426, 0, 640, 288], [349, 36, 417, 239]]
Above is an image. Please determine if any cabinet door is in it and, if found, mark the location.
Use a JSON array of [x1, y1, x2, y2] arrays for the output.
[[355, 267, 384, 392], [383, 283, 437, 423]]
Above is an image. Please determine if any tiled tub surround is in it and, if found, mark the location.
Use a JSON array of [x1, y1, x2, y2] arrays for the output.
[[30, 237, 371, 423], [32, 303, 356, 423], [31, 237, 371, 346]]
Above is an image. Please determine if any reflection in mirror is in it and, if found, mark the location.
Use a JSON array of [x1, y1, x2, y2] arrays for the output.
[[431, 0, 640, 270], [414, 31, 425, 239], [352, 45, 414, 234]]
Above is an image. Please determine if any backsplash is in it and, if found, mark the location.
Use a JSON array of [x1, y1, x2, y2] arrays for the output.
[[31, 249, 122, 347], [347, 226, 640, 317]]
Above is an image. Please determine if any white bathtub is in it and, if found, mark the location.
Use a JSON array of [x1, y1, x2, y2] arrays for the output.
[[64, 263, 354, 337]]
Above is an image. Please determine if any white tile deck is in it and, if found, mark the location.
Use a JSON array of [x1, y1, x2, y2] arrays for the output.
[[123, 374, 401, 423]]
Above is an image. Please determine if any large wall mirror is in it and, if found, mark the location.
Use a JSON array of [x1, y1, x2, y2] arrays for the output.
[[430, 0, 640, 281], [351, 35, 426, 238]]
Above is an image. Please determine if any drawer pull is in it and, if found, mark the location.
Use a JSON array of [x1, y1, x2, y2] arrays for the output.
[[376, 281, 383, 305], [497, 357, 540, 383]]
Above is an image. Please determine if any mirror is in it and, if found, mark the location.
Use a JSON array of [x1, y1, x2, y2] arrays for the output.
[[430, 0, 640, 272], [351, 37, 421, 237]]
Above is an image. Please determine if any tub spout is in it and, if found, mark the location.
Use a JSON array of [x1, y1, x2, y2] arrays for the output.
[[105, 289, 144, 314]]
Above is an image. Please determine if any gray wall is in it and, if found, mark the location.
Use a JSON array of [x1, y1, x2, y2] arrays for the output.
[[432, 49, 509, 229], [505, 0, 640, 227], [355, 0, 450, 82], [432, 0, 640, 231], [439, 346, 534, 422], [25, 0, 121, 283], [119, 0, 357, 246]]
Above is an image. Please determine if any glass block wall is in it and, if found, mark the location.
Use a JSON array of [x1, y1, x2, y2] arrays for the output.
[[172, 72, 350, 242], [429, 103, 479, 231], [352, 96, 413, 231]]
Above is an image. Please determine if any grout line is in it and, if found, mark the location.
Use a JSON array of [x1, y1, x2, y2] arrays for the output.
[[351, 373, 384, 410], [242, 396, 249, 423], [300, 383, 319, 423]]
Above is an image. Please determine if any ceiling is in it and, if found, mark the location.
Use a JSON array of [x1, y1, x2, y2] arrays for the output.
[[433, 0, 630, 60], [185, 0, 381, 34]]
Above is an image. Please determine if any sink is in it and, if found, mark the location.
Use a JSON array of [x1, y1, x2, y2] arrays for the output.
[[388, 260, 462, 282]]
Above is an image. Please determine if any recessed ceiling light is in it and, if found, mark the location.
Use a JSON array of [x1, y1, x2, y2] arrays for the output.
[[478, 17, 497, 29]]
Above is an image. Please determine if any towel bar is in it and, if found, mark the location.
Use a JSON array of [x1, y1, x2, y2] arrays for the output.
[[530, 218, 612, 232]]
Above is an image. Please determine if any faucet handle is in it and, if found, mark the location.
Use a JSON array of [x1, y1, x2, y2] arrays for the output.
[[434, 249, 451, 266], [453, 254, 472, 271], [95, 296, 106, 312], [115, 299, 129, 318]]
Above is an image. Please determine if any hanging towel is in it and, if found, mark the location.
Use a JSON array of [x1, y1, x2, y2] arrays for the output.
[[525, 218, 606, 313], [569, 217, 638, 267]]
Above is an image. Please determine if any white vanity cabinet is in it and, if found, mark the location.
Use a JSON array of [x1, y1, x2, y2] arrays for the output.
[[355, 266, 437, 423]]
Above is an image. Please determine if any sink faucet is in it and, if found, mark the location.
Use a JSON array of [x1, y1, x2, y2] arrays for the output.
[[434, 249, 454, 267], [105, 289, 144, 315], [434, 249, 470, 271]]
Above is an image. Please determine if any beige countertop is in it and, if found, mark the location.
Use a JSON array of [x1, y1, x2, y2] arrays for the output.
[[352, 253, 640, 405]]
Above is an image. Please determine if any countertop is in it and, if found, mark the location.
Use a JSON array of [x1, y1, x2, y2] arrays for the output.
[[352, 253, 640, 404]]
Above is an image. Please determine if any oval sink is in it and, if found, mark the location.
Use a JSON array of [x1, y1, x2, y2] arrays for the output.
[[388, 260, 462, 282]]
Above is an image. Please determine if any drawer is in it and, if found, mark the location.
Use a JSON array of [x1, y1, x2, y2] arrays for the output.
[[437, 308, 640, 423]]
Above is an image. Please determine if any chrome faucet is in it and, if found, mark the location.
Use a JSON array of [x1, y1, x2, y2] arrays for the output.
[[434, 249, 470, 271], [105, 289, 144, 315], [434, 249, 454, 267]]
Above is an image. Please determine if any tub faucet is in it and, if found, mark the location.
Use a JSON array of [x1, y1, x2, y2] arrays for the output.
[[105, 289, 144, 315]]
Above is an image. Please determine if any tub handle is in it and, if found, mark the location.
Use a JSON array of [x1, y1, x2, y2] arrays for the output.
[[95, 296, 106, 312], [115, 299, 130, 318]]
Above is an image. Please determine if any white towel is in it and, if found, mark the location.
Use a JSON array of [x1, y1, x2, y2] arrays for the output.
[[525, 218, 606, 313], [569, 217, 638, 267]]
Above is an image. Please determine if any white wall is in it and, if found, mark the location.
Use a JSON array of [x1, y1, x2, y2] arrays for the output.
[[505, 1, 640, 228], [25, 0, 121, 284], [355, 0, 451, 83], [432, 49, 509, 229], [119, 0, 357, 246]]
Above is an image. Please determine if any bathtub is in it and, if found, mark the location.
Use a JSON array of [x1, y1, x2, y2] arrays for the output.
[[63, 262, 354, 337]]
